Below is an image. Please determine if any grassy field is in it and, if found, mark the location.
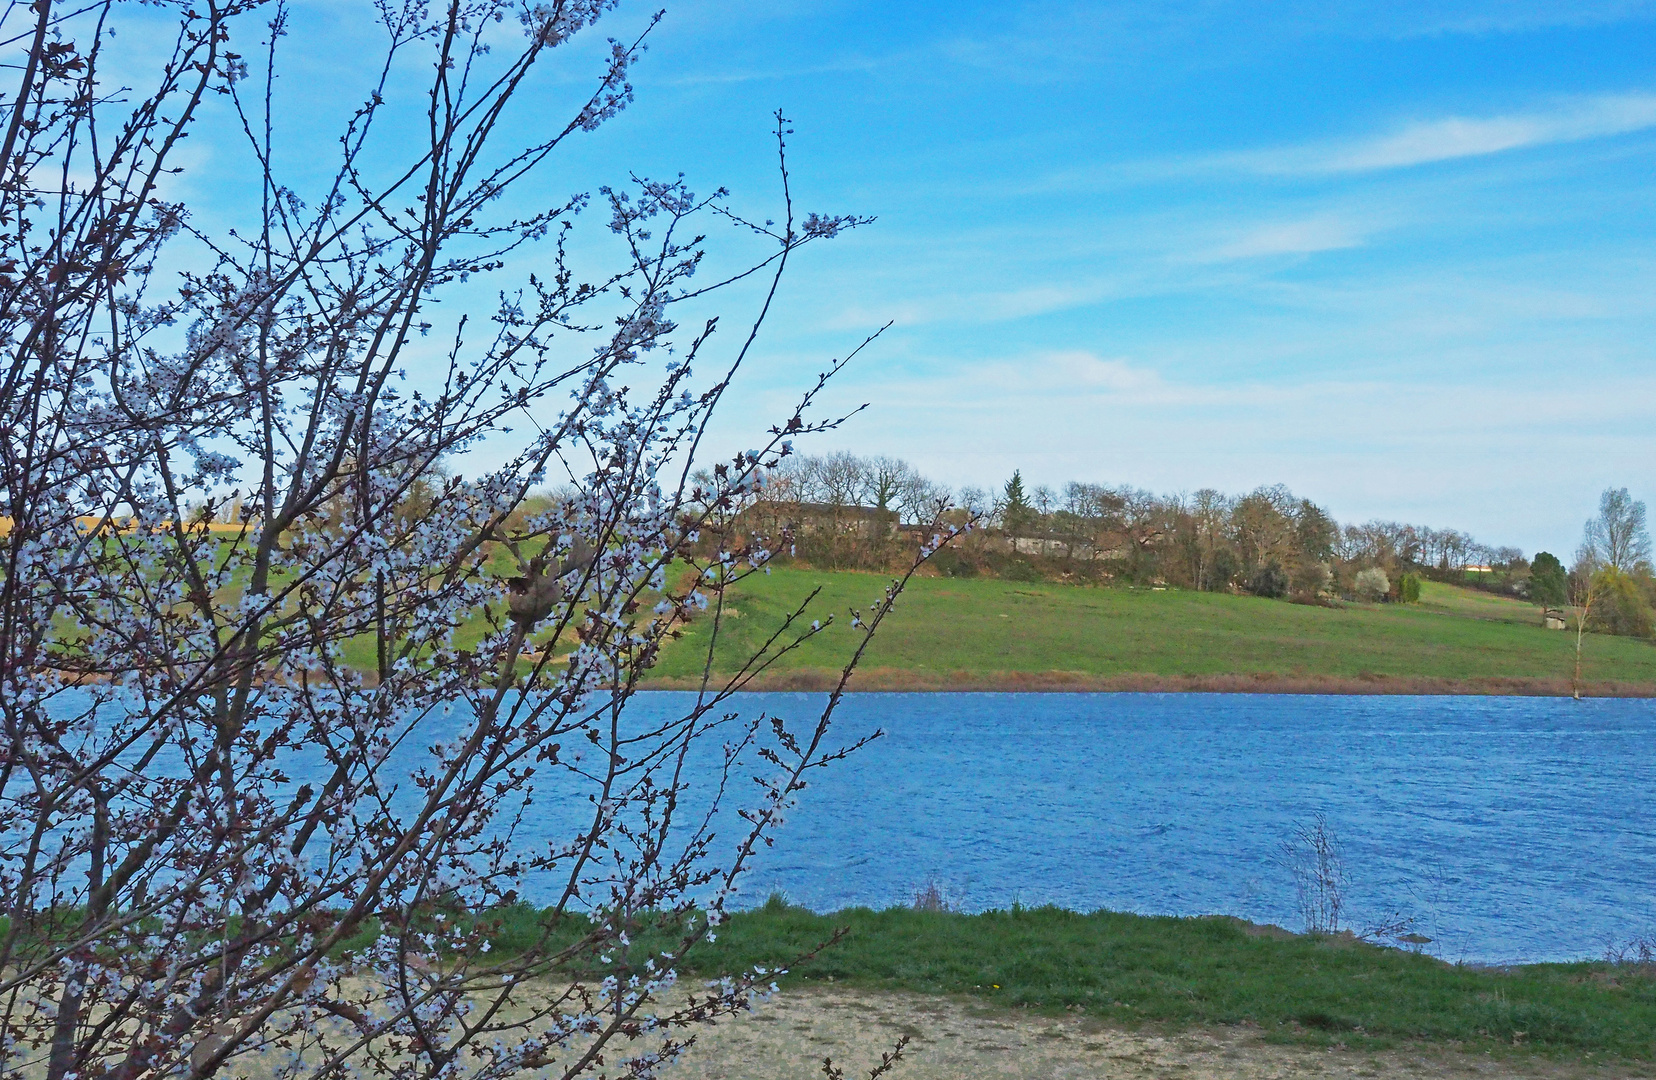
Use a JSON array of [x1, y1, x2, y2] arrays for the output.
[[649, 567, 1656, 691], [479, 900, 1656, 1061]]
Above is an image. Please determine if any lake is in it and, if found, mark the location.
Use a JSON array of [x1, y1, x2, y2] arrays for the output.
[[39, 688, 1656, 964], [654, 691, 1656, 965]]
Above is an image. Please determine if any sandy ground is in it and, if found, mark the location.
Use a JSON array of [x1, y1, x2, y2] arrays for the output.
[[669, 985, 1651, 1080]]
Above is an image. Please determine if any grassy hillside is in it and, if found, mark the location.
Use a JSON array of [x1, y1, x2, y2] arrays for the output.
[[650, 567, 1656, 692]]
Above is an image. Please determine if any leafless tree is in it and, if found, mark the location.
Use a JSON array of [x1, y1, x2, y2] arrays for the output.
[[0, 4, 950, 1080], [1189, 488, 1230, 591], [1582, 487, 1652, 573], [956, 485, 992, 518], [1230, 487, 1295, 574], [805, 450, 866, 508], [1570, 546, 1611, 700], [894, 471, 951, 526], [1030, 484, 1055, 519], [861, 456, 907, 513]]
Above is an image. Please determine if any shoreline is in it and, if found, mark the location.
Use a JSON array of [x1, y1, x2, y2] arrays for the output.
[[640, 667, 1656, 697]]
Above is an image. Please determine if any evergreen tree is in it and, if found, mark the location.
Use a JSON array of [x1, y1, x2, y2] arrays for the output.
[[1002, 470, 1034, 535], [1529, 551, 1569, 612]]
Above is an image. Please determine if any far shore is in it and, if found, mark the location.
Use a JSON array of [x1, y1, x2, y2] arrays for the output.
[[640, 667, 1656, 697]]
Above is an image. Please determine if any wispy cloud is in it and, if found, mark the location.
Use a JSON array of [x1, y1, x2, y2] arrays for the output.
[[822, 280, 1130, 331], [1198, 215, 1369, 260], [658, 56, 883, 87], [1226, 93, 1656, 175]]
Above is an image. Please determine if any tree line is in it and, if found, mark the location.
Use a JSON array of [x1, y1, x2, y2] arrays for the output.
[[744, 453, 1655, 636]]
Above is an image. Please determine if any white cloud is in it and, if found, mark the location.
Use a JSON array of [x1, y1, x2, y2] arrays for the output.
[[1026, 350, 1167, 393], [823, 280, 1126, 331], [1228, 92, 1656, 175], [1199, 215, 1368, 260]]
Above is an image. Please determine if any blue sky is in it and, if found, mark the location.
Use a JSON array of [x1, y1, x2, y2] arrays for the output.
[[181, 1, 1656, 555]]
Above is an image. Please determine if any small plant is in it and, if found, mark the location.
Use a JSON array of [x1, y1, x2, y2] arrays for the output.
[[912, 877, 963, 913], [1280, 813, 1347, 934], [1398, 572, 1422, 603], [1604, 935, 1656, 967], [1357, 911, 1422, 947]]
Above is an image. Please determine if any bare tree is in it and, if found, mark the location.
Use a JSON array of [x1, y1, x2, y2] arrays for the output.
[[1583, 487, 1652, 573], [894, 470, 951, 526], [809, 450, 866, 508], [957, 485, 992, 518], [1030, 483, 1055, 519], [1569, 541, 1613, 700], [1189, 488, 1230, 590], [862, 456, 908, 513], [0, 5, 946, 1080], [1230, 487, 1295, 574]]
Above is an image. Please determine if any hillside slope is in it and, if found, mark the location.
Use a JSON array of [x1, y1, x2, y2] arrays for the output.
[[649, 569, 1656, 694]]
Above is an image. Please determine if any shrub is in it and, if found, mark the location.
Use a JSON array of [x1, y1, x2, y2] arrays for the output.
[[1398, 572, 1422, 603], [1248, 561, 1288, 598], [930, 548, 978, 578], [1205, 547, 1240, 592], [1355, 567, 1390, 601], [1290, 561, 1332, 601], [1001, 559, 1041, 583], [1590, 568, 1655, 638]]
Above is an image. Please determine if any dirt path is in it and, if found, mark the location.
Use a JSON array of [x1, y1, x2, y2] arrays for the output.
[[672, 985, 1648, 1080]]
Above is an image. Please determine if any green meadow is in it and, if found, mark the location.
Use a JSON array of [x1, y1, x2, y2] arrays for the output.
[[650, 567, 1656, 691]]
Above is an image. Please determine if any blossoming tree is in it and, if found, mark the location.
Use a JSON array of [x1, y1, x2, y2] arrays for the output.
[[0, 2, 950, 1078]]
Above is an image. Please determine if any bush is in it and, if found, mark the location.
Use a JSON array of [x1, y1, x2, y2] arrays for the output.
[[1205, 547, 1240, 592], [1398, 572, 1422, 604], [929, 548, 977, 578], [1248, 561, 1288, 598], [1290, 561, 1332, 601], [1590, 568, 1655, 638], [1001, 559, 1041, 583], [1354, 567, 1390, 601]]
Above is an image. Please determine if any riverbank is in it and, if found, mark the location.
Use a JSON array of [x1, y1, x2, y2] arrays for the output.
[[650, 567, 1656, 693], [641, 668, 1656, 695], [672, 901, 1656, 1065], [484, 900, 1656, 1066]]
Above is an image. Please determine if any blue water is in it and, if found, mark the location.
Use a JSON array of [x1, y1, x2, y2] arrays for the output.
[[39, 689, 1656, 963], [672, 692, 1656, 965]]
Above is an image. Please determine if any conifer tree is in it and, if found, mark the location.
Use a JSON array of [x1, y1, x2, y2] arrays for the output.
[[1002, 470, 1034, 535]]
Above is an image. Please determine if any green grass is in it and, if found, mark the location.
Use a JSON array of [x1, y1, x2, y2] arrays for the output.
[[26, 900, 1654, 1061], [695, 903, 1656, 1059], [651, 567, 1656, 687], [476, 900, 1656, 1060], [1415, 579, 1549, 626]]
